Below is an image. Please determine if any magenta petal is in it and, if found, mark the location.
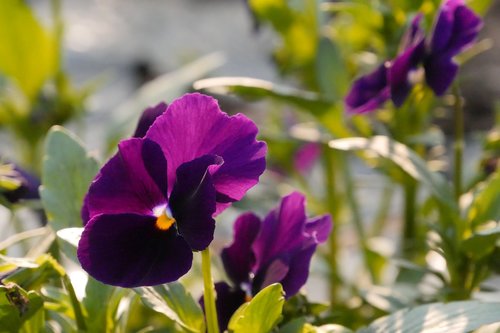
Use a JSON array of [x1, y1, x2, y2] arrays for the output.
[[252, 192, 308, 270], [294, 143, 321, 174], [145, 93, 267, 214], [77, 213, 193, 287], [133, 102, 168, 138], [221, 213, 261, 285], [170, 155, 222, 251], [344, 64, 390, 114], [253, 257, 290, 293], [83, 138, 168, 224]]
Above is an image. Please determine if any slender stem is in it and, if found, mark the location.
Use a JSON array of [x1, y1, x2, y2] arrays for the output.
[[452, 84, 464, 202], [323, 146, 339, 305], [402, 178, 417, 257], [0, 227, 49, 251], [62, 274, 87, 331], [201, 248, 220, 333]]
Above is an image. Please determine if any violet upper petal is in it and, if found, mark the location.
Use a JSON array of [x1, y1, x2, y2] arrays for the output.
[[221, 212, 261, 285], [170, 155, 222, 251], [305, 215, 333, 244], [83, 138, 168, 224], [252, 192, 308, 270], [345, 64, 390, 114], [77, 213, 193, 287], [133, 102, 168, 138], [430, 0, 482, 56], [144, 93, 267, 214], [252, 257, 290, 294]]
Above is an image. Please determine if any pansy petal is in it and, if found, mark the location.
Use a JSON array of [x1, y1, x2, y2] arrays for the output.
[[221, 212, 261, 285], [252, 257, 290, 294], [3, 165, 40, 203], [83, 138, 168, 224], [424, 55, 459, 96], [145, 93, 267, 214], [294, 143, 321, 174], [77, 213, 193, 287], [305, 215, 333, 244], [252, 192, 307, 269], [447, 5, 483, 55], [133, 102, 168, 138], [345, 64, 390, 114], [200, 282, 246, 332], [430, 0, 456, 54], [280, 245, 317, 297], [170, 155, 222, 251]]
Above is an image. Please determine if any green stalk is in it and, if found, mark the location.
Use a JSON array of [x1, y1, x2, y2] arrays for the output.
[[201, 248, 220, 333], [452, 84, 464, 202], [402, 178, 417, 257], [62, 274, 87, 331], [323, 146, 340, 305]]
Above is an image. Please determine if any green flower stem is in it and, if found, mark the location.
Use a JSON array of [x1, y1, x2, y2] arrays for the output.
[[453, 83, 464, 202], [402, 178, 417, 257], [62, 274, 87, 331], [323, 146, 340, 305], [201, 248, 220, 333]]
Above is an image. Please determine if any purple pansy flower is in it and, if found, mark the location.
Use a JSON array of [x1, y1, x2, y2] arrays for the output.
[[424, 0, 483, 95], [0, 163, 40, 203], [78, 93, 267, 287], [345, 0, 482, 114], [205, 192, 332, 330], [294, 143, 321, 175]]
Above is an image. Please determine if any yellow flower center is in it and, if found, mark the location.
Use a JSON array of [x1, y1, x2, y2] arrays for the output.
[[155, 212, 176, 231]]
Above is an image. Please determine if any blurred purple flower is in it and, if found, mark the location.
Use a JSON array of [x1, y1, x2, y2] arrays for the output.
[[294, 143, 321, 174], [78, 93, 267, 287], [205, 192, 332, 330], [345, 0, 482, 113], [424, 0, 483, 95], [1, 163, 40, 204]]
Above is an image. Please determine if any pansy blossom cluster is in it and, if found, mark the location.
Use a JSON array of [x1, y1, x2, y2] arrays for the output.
[[345, 0, 482, 114], [77, 93, 267, 287], [204, 192, 332, 330]]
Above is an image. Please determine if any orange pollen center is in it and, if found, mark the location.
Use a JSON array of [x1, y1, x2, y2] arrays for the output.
[[155, 213, 175, 231]]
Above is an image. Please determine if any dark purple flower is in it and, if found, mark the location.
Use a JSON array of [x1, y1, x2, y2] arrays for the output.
[[344, 63, 390, 114], [1, 163, 40, 203], [388, 14, 426, 106], [78, 93, 266, 287], [210, 192, 332, 330], [424, 0, 483, 95]]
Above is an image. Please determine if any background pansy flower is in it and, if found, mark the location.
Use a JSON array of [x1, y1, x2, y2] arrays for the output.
[[204, 192, 332, 330], [78, 93, 267, 287], [345, 0, 482, 114], [424, 0, 483, 95], [0, 162, 40, 204]]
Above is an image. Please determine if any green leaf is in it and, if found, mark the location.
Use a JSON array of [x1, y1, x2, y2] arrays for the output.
[[135, 283, 205, 333], [83, 277, 116, 333], [359, 301, 500, 333], [328, 136, 456, 209], [315, 37, 348, 101], [0, 283, 44, 333], [461, 225, 500, 259], [194, 77, 331, 115], [0, 0, 56, 100], [467, 171, 500, 227], [280, 318, 354, 333], [56, 227, 84, 263], [40, 126, 99, 231], [228, 283, 285, 333]]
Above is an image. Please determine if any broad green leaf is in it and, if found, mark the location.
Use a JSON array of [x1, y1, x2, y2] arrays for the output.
[[3, 254, 65, 290], [135, 283, 205, 333], [461, 225, 500, 259], [315, 37, 348, 101], [359, 301, 500, 333], [194, 77, 331, 115], [40, 126, 99, 231], [0, 283, 44, 333], [328, 136, 456, 209], [0, 0, 56, 100], [228, 283, 285, 333], [467, 171, 500, 227]]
